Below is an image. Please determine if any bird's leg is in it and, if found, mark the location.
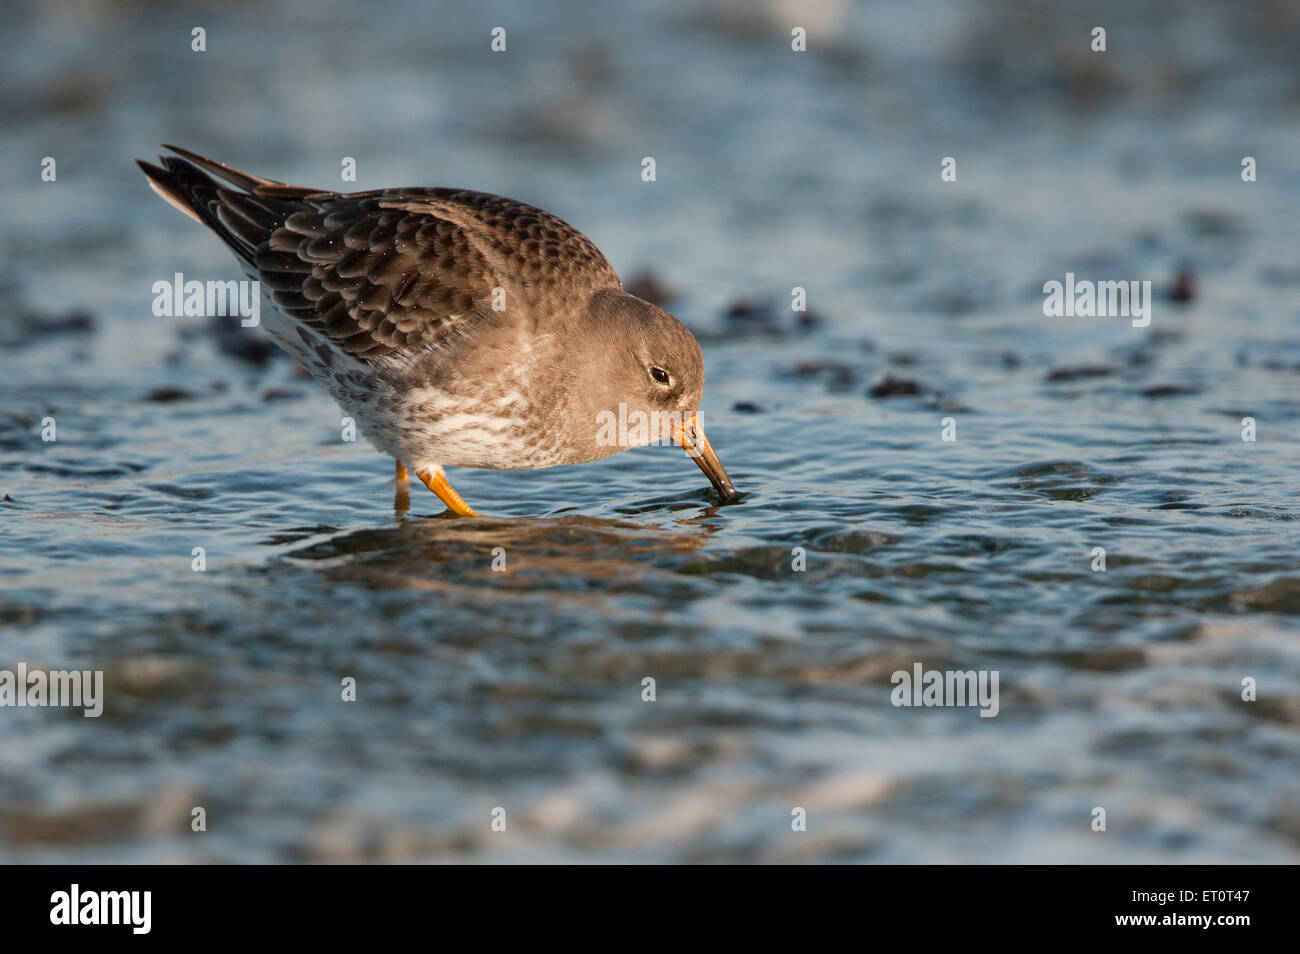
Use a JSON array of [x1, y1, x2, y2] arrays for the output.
[[394, 459, 410, 518], [416, 466, 481, 517]]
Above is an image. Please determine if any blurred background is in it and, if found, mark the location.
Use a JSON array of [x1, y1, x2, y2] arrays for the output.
[[1, 0, 1298, 862]]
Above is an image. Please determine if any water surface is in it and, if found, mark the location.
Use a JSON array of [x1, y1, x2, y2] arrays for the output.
[[2, 0, 1298, 862]]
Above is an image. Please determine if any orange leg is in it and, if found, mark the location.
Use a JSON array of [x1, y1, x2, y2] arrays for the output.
[[394, 459, 410, 517], [416, 467, 481, 517]]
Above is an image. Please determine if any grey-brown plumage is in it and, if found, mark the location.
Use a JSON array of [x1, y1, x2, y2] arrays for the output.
[[136, 145, 738, 514]]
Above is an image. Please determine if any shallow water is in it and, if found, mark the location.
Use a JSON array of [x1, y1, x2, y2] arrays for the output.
[[2, 0, 1299, 862]]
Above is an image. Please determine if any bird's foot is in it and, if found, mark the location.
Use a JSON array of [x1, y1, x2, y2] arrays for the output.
[[416, 466, 481, 517]]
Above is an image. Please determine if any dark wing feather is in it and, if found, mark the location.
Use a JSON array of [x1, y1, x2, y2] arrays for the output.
[[138, 147, 623, 360]]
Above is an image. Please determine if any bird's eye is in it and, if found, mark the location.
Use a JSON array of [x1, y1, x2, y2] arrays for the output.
[[650, 366, 671, 385]]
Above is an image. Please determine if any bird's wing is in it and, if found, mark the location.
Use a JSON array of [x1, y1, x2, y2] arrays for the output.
[[138, 146, 622, 360]]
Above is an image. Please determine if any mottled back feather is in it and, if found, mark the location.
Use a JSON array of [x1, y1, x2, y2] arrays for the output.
[[137, 147, 623, 360]]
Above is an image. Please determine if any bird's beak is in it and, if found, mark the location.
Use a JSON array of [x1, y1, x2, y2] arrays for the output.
[[672, 413, 739, 503]]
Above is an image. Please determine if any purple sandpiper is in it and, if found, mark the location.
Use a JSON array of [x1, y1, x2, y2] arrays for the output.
[[137, 145, 737, 516]]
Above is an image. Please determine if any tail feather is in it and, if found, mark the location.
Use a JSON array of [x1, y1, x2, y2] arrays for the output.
[[136, 147, 315, 266], [214, 186, 287, 248], [135, 158, 205, 225], [159, 143, 286, 192]]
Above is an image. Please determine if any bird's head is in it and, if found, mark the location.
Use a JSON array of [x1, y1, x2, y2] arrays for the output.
[[559, 289, 738, 503]]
